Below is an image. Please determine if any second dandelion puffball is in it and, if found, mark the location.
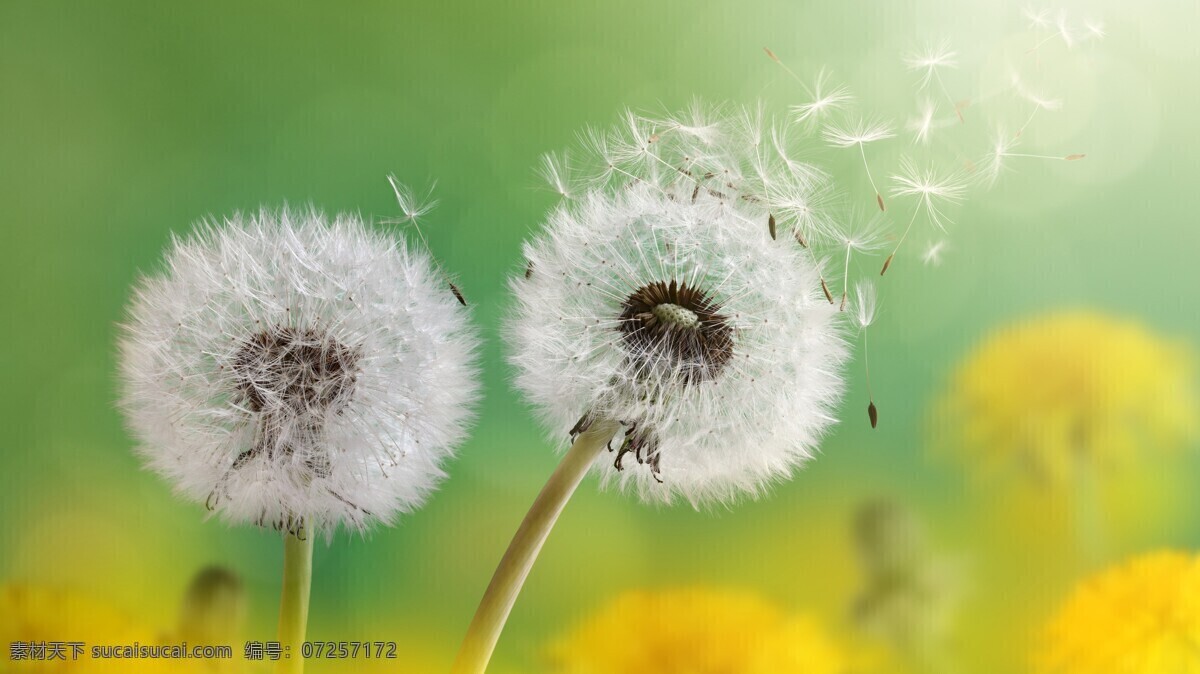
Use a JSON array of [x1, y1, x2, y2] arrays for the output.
[[118, 208, 480, 534]]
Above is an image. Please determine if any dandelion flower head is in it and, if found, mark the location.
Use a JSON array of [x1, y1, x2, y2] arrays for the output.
[[118, 207, 480, 534], [1034, 551, 1200, 674], [935, 311, 1196, 482], [544, 586, 849, 674], [510, 105, 849, 506]]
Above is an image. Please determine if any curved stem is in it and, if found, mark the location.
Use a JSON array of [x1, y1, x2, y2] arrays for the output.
[[452, 420, 620, 674], [277, 528, 315, 674]]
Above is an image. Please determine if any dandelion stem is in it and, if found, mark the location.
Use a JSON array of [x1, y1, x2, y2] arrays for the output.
[[764, 47, 803, 83], [453, 420, 621, 674], [864, 328, 878, 428], [1005, 152, 1081, 161], [277, 527, 314, 674], [841, 245, 852, 311], [1015, 105, 1040, 138], [1026, 31, 1059, 55], [934, 71, 963, 123], [859, 143, 885, 211], [882, 205, 923, 275]]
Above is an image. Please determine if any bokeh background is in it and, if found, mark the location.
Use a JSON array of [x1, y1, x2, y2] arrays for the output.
[[2, 1, 1199, 672]]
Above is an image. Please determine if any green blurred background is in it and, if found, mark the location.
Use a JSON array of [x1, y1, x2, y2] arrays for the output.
[[2, 1, 1198, 672]]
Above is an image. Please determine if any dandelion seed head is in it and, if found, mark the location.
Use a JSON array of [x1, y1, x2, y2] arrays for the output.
[[904, 40, 958, 89], [1084, 19, 1106, 41], [1024, 6, 1052, 29], [890, 157, 967, 230], [840, 210, 888, 254], [510, 107, 849, 506], [790, 68, 853, 126], [386, 176, 438, 224], [1056, 10, 1076, 48], [117, 207, 481, 534], [908, 100, 937, 145], [539, 152, 575, 199], [823, 117, 896, 147], [979, 127, 1018, 187]]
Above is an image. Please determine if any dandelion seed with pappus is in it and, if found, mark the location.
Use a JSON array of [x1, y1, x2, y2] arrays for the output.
[[979, 127, 1086, 188], [852, 281, 879, 428], [824, 117, 894, 212], [118, 204, 480, 673], [904, 40, 965, 122], [881, 157, 966, 275]]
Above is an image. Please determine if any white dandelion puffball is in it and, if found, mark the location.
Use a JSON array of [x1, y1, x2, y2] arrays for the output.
[[511, 107, 850, 506], [118, 207, 480, 533]]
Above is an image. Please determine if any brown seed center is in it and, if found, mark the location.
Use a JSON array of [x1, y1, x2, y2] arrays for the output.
[[619, 279, 733, 383], [232, 326, 360, 417]]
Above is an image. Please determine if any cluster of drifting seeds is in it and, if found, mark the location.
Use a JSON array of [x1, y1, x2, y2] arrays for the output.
[[512, 8, 1102, 501]]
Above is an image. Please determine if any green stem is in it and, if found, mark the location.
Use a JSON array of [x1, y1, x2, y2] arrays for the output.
[[277, 527, 315, 674], [452, 419, 620, 674]]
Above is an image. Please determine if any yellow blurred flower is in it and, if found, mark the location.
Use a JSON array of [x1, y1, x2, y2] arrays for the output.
[[544, 587, 849, 674], [0, 583, 167, 673], [935, 311, 1196, 482], [1034, 550, 1200, 674]]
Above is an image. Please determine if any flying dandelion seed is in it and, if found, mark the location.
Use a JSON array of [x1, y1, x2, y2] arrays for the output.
[[538, 152, 574, 199], [1026, 8, 1076, 55], [1010, 72, 1063, 138], [837, 211, 886, 310], [1023, 6, 1052, 30], [385, 175, 470, 304], [1083, 19, 1106, 41], [904, 41, 964, 122], [824, 117, 894, 211], [881, 158, 966, 274], [788, 67, 854, 127], [908, 100, 937, 145], [922, 239, 948, 267], [979, 127, 1085, 187], [852, 281, 879, 428], [1055, 10, 1076, 49]]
